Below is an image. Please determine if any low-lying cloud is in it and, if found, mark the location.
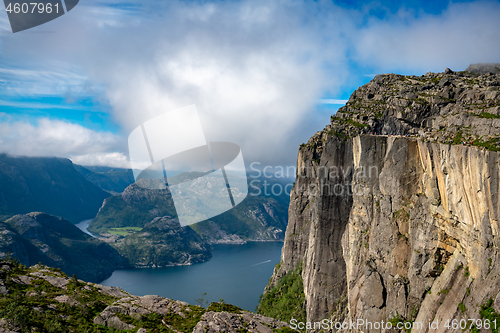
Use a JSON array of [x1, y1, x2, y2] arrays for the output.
[[0, 116, 128, 167]]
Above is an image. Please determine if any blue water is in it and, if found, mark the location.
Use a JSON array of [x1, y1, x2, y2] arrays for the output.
[[99, 242, 283, 312], [74, 219, 99, 237]]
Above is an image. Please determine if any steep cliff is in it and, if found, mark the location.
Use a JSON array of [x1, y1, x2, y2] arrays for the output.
[[261, 64, 500, 332]]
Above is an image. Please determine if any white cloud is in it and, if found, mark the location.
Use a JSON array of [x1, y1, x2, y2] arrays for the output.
[[69, 152, 130, 168], [0, 117, 129, 167], [1, 0, 500, 167], [353, 1, 500, 73]]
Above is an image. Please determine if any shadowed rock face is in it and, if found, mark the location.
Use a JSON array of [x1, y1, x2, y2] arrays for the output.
[[0, 155, 110, 223], [0, 212, 128, 282], [264, 67, 500, 331]]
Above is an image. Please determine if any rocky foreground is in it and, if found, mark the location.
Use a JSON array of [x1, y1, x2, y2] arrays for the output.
[[0, 259, 290, 333]]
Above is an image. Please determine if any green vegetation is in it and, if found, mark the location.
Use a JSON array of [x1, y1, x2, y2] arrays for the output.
[[474, 137, 500, 152], [108, 227, 143, 236], [0, 260, 119, 332], [112, 218, 211, 268], [479, 299, 500, 333], [207, 300, 243, 314], [437, 288, 449, 295], [257, 262, 306, 323], [162, 305, 206, 333], [471, 299, 500, 333], [458, 302, 466, 313], [431, 77, 440, 84], [476, 112, 500, 119], [409, 97, 429, 105], [452, 130, 464, 145], [345, 119, 369, 128], [189, 178, 289, 241], [327, 130, 349, 140], [89, 191, 177, 233], [0, 259, 266, 333], [388, 313, 414, 333]]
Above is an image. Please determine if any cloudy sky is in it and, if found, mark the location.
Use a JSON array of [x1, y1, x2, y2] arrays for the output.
[[0, 0, 499, 169]]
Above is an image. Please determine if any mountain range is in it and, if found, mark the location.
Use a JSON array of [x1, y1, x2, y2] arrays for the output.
[[0, 155, 109, 223]]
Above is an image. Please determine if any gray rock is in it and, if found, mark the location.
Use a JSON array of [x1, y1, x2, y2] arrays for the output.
[[54, 295, 79, 306], [29, 272, 68, 289], [94, 284, 130, 298], [466, 63, 500, 74], [193, 311, 289, 333]]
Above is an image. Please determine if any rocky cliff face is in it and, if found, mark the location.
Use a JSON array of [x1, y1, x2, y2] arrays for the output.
[[264, 64, 500, 332]]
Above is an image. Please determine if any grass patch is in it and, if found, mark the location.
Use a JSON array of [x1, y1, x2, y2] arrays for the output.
[[452, 130, 464, 145], [257, 262, 306, 323], [345, 119, 369, 128], [108, 227, 143, 236], [437, 288, 449, 295], [474, 137, 500, 152], [471, 299, 500, 333], [388, 313, 414, 333], [476, 112, 500, 119], [162, 305, 206, 333], [207, 301, 243, 314]]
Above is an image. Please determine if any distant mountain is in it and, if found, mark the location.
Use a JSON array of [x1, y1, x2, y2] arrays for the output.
[[89, 183, 177, 233], [0, 212, 128, 282], [112, 216, 212, 268], [73, 165, 135, 194], [0, 154, 110, 223], [89, 174, 290, 243]]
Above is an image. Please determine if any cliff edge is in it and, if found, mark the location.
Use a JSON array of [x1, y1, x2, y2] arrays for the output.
[[259, 64, 500, 332]]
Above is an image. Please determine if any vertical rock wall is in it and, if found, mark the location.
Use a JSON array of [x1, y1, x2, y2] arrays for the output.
[[268, 133, 500, 332]]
